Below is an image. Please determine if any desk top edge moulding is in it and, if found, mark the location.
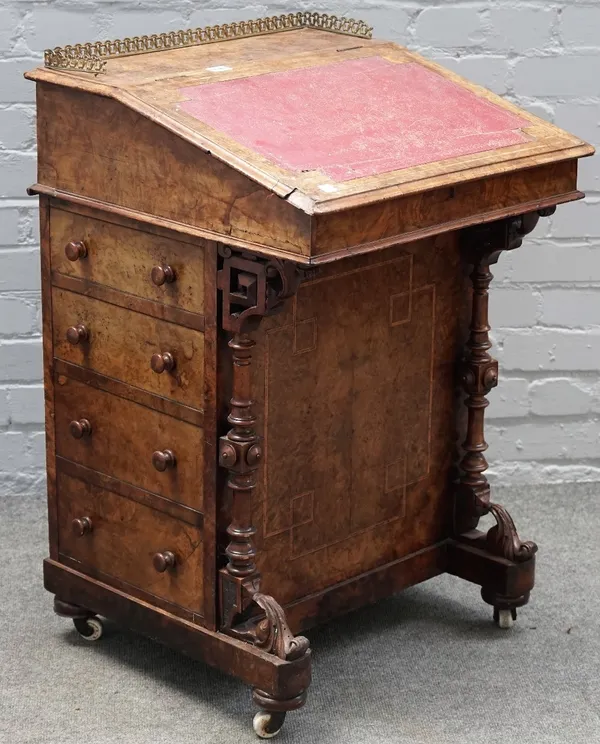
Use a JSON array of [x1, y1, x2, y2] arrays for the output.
[[26, 13, 593, 740]]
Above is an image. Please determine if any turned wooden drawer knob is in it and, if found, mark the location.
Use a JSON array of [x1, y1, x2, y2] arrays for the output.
[[150, 352, 175, 374], [69, 418, 92, 439], [72, 517, 93, 536], [153, 551, 176, 573], [65, 240, 88, 262], [66, 324, 89, 345], [151, 265, 176, 286], [152, 449, 176, 472]]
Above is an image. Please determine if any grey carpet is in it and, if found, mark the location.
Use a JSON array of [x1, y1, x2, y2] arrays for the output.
[[1, 484, 599, 744]]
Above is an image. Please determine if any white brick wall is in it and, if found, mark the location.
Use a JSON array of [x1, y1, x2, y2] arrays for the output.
[[1, 1, 598, 495]]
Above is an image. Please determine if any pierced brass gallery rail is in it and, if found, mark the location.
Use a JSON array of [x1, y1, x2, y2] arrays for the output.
[[44, 12, 373, 74]]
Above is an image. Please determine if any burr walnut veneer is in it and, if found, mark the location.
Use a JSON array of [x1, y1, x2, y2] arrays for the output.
[[25, 14, 593, 738]]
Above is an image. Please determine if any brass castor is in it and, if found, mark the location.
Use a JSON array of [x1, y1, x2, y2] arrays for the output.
[[73, 616, 104, 641], [252, 711, 286, 739]]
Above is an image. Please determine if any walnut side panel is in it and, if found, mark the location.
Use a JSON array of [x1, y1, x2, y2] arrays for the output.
[[202, 241, 219, 629], [246, 234, 468, 608], [36, 83, 311, 257], [40, 197, 58, 559]]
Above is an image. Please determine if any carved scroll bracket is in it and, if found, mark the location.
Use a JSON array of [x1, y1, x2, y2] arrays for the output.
[[455, 209, 553, 558], [217, 246, 309, 666], [486, 503, 538, 563], [230, 592, 310, 662]]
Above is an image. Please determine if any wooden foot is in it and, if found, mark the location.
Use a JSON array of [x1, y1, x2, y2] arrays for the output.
[[229, 592, 311, 734], [53, 596, 95, 619], [447, 509, 537, 622], [451, 493, 537, 611], [484, 502, 537, 563]]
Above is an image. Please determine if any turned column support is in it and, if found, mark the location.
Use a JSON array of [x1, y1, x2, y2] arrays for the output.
[[216, 246, 310, 679], [454, 209, 554, 559], [455, 253, 497, 529]]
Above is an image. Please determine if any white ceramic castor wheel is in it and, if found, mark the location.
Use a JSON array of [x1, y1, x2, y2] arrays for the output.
[[252, 711, 286, 739], [73, 616, 104, 641], [494, 607, 517, 629]]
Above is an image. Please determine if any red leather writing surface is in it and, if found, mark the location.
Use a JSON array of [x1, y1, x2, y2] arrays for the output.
[[179, 57, 530, 182]]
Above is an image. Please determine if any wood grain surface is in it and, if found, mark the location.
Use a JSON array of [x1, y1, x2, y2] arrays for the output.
[[57, 471, 204, 613], [27, 35, 592, 212], [43, 557, 312, 699], [36, 83, 311, 256], [27, 23, 577, 722], [312, 159, 579, 255], [54, 375, 204, 511], [52, 287, 205, 409], [51, 206, 206, 315], [27, 34, 592, 262], [39, 197, 59, 560], [238, 233, 469, 606]]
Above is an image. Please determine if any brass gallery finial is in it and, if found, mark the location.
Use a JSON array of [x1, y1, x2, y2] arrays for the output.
[[43, 12, 373, 74]]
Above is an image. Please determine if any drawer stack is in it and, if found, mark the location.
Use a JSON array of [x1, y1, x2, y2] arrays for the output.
[[43, 203, 214, 626]]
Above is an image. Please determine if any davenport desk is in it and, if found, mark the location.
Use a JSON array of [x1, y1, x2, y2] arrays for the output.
[[25, 13, 593, 738]]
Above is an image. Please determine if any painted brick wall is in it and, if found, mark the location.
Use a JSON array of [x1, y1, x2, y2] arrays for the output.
[[0, 1, 598, 496]]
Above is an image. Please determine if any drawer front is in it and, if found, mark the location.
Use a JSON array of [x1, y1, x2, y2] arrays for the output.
[[52, 288, 204, 409], [51, 208, 205, 315], [55, 376, 204, 511], [57, 471, 204, 613]]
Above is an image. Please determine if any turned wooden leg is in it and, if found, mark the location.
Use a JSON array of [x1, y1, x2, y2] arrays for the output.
[[452, 212, 551, 626], [54, 596, 105, 641], [216, 249, 311, 735]]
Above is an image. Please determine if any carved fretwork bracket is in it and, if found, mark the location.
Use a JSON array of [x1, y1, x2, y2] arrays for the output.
[[454, 209, 553, 558], [217, 246, 309, 665], [216, 246, 302, 333], [462, 206, 556, 267]]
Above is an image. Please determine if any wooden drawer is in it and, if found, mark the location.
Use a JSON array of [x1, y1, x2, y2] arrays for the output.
[[57, 471, 204, 614], [51, 208, 205, 315], [54, 376, 204, 511], [52, 288, 204, 409]]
